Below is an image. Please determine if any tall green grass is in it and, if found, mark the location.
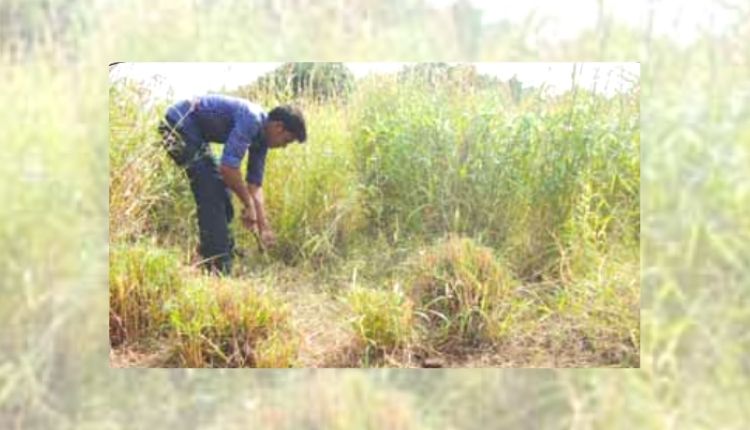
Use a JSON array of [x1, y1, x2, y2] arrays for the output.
[[109, 81, 196, 245], [351, 75, 639, 279], [262, 101, 365, 265]]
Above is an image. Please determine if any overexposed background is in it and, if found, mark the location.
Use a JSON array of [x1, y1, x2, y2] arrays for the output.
[[110, 62, 639, 100], [4, 0, 750, 428]]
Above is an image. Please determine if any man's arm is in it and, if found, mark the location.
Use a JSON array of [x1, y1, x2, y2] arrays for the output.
[[248, 182, 277, 247], [247, 182, 269, 231], [220, 164, 256, 219], [220, 108, 260, 217]]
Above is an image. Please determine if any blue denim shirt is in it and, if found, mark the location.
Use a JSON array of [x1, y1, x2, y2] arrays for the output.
[[165, 94, 269, 185]]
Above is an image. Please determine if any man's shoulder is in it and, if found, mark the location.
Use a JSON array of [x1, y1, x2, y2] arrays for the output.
[[239, 101, 267, 124], [198, 93, 255, 107], [243, 100, 266, 115], [202, 94, 266, 125]]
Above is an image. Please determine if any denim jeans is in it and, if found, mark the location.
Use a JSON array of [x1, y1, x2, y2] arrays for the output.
[[159, 111, 234, 275]]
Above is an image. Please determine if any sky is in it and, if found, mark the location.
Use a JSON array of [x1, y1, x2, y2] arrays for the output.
[[109, 62, 639, 101], [106, 0, 737, 101], [106, 0, 738, 101], [426, 0, 737, 43]]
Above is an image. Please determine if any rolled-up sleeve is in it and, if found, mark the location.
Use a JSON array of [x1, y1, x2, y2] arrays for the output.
[[221, 112, 260, 168]]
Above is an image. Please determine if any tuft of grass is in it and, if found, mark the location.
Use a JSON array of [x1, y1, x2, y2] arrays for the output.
[[346, 286, 414, 363], [109, 243, 184, 345], [406, 235, 516, 349], [166, 277, 299, 368]]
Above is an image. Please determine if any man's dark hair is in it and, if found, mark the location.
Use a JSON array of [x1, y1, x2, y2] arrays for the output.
[[269, 105, 306, 143]]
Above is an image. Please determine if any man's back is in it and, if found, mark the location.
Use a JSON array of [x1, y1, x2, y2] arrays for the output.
[[190, 95, 264, 143], [166, 94, 266, 143], [165, 94, 268, 170]]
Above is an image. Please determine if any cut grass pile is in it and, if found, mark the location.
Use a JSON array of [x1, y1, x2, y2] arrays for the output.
[[110, 243, 299, 367]]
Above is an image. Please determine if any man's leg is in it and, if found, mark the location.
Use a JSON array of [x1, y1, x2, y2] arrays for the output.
[[186, 153, 235, 275], [225, 182, 235, 257], [158, 114, 235, 274]]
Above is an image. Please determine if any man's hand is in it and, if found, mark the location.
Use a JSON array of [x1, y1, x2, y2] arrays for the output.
[[240, 206, 258, 232], [259, 226, 277, 248]]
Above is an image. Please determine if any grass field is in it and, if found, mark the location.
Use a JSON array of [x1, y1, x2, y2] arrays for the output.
[[2, 0, 750, 428], [108, 66, 640, 368]]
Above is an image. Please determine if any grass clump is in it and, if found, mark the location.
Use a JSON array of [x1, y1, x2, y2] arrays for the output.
[[406, 235, 516, 350], [167, 278, 299, 368], [109, 243, 184, 346], [346, 286, 414, 363]]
